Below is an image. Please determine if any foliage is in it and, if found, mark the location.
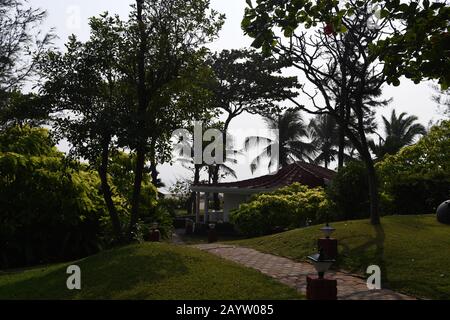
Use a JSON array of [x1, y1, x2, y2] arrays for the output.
[[369, 109, 426, 159], [208, 49, 300, 121], [0, 125, 58, 156], [327, 161, 372, 220], [376, 120, 450, 180], [108, 151, 158, 215], [168, 179, 192, 207], [242, 0, 450, 88], [382, 172, 450, 215], [243, 0, 394, 225], [244, 109, 314, 172], [0, 0, 53, 91], [0, 91, 50, 129], [376, 120, 450, 214], [230, 183, 333, 236], [308, 114, 340, 169], [0, 126, 118, 268], [432, 85, 450, 117]]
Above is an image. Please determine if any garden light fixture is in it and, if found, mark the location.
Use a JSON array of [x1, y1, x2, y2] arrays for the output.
[[308, 248, 335, 279]]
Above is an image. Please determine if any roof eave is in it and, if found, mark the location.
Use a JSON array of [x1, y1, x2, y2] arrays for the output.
[[191, 185, 277, 194]]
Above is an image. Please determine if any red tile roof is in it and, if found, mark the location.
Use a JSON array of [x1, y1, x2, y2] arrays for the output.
[[193, 162, 335, 191]]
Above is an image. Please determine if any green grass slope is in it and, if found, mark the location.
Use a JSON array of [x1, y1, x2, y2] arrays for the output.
[[233, 215, 450, 299], [0, 243, 302, 300]]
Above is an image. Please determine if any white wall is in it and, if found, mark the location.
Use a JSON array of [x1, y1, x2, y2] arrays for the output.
[[223, 193, 251, 222]]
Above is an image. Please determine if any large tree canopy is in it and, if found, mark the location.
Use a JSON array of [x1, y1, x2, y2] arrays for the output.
[[242, 0, 450, 88]]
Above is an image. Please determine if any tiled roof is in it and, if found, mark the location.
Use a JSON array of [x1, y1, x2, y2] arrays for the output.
[[193, 162, 335, 190]]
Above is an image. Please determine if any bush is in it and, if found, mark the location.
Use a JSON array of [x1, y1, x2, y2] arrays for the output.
[[382, 172, 450, 215], [327, 161, 371, 220], [0, 152, 109, 268], [0, 126, 122, 268], [230, 183, 333, 237], [141, 204, 174, 240], [377, 120, 450, 215]]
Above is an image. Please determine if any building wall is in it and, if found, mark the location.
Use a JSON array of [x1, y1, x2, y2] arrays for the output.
[[223, 193, 251, 221]]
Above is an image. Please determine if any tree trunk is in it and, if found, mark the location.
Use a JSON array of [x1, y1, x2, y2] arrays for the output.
[[186, 192, 194, 215], [338, 105, 346, 169], [149, 139, 159, 186], [365, 157, 381, 225], [212, 117, 232, 211], [192, 164, 201, 215], [212, 169, 220, 210], [333, 103, 381, 226], [98, 138, 123, 243], [129, 146, 146, 238], [128, 0, 148, 240]]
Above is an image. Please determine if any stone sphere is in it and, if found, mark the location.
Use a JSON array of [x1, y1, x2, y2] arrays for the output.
[[437, 200, 450, 225]]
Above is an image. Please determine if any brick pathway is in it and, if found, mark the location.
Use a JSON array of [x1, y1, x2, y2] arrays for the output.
[[194, 244, 415, 300]]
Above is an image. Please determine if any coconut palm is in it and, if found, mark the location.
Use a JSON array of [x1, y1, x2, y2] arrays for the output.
[[173, 131, 239, 185], [369, 109, 427, 158], [244, 109, 315, 173], [173, 129, 240, 213], [308, 114, 339, 169]]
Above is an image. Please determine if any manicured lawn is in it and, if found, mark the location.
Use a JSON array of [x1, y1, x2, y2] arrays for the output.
[[233, 215, 450, 300], [0, 242, 302, 300]]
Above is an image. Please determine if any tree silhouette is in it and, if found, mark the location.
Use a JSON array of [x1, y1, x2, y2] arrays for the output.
[[369, 109, 426, 159], [244, 109, 314, 173]]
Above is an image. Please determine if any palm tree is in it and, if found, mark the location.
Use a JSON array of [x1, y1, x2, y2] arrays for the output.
[[244, 109, 315, 173], [308, 114, 339, 169], [370, 109, 427, 158], [174, 129, 239, 212]]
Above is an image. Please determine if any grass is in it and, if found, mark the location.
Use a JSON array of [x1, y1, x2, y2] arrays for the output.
[[232, 215, 450, 300], [0, 242, 302, 300]]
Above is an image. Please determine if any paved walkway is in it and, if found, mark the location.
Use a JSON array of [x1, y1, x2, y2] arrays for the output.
[[194, 244, 415, 300]]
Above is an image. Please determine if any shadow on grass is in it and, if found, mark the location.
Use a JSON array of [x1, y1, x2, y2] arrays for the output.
[[0, 245, 193, 300], [338, 224, 389, 286]]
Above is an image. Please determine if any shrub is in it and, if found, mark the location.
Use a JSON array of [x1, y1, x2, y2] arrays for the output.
[[0, 126, 123, 268], [230, 183, 333, 237], [0, 152, 109, 268], [382, 172, 450, 215], [377, 120, 450, 215], [327, 161, 371, 220]]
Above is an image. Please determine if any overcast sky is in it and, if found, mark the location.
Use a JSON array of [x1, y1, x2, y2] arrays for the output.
[[28, 0, 444, 191]]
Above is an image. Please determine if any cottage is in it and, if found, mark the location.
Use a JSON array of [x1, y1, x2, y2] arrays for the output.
[[191, 162, 335, 223]]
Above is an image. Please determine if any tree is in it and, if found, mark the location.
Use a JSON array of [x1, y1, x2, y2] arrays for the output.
[[432, 85, 450, 118], [128, 0, 224, 238], [207, 49, 300, 207], [0, 126, 112, 268], [0, 0, 53, 129], [243, 0, 450, 88], [174, 121, 239, 212], [39, 16, 128, 242], [369, 109, 427, 158], [243, 0, 390, 224], [376, 120, 450, 215], [369, 0, 450, 88], [0, 91, 50, 129], [0, 0, 53, 91], [244, 109, 314, 172], [308, 114, 339, 169]]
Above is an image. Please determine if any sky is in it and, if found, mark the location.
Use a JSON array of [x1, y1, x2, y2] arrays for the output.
[[27, 0, 444, 191]]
